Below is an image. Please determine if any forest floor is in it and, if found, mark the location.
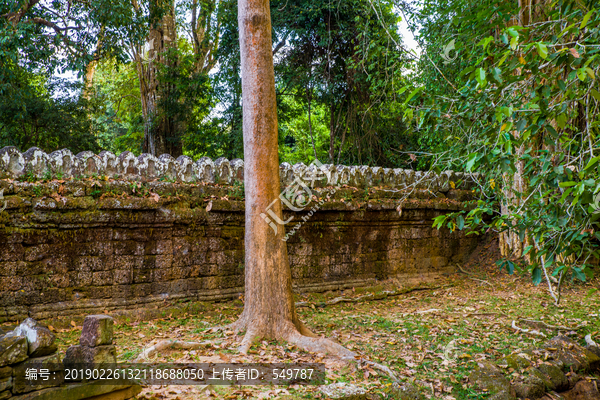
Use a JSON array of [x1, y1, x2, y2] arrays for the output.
[[53, 241, 600, 400]]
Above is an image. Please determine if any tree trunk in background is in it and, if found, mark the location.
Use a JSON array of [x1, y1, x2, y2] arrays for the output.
[[306, 86, 317, 160], [138, 0, 182, 157], [191, 0, 220, 74], [83, 28, 104, 100], [499, 0, 546, 258]]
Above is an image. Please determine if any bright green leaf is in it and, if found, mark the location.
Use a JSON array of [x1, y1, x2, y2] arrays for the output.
[[581, 9, 595, 30]]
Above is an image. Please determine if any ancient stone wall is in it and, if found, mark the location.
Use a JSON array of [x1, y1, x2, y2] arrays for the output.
[[0, 146, 476, 190], [0, 147, 482, 323]]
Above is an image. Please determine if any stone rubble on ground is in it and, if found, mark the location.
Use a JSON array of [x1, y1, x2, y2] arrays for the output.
[[64, 315, 117, 370], [468, 335, 600, 400], [0, 315, 139, 399], [11, 318, 57, 357]]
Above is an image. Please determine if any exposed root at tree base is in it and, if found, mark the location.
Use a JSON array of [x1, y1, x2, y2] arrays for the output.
[[233, 320, 400, 383], [284, 331, 399, 383], [138, 317, 400, 383], [133, 339, 214, 362]]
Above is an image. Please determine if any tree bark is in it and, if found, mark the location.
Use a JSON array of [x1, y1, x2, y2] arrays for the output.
[[139, 0, 182, 157], [306, 86, 317, 160], [83, 28, 105, 100], [499, 0, 546, 258], [233, 0, 300, 345], [227, 0, 353, 359]]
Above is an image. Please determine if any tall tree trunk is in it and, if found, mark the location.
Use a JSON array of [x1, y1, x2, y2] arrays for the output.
[[306, 86, 317, 160], [83, 28, 104, 100], [499, 0, 546, 258], [328, 102, 336, 163], [228, 0, 353, 359], [138, 0, 182, 157]]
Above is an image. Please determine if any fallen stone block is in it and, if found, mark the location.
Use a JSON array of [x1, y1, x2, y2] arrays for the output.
[[561, 379, 600, 400], [499, 352, 532, 371], [12, 318, 57, 357], [543, 336, 600, 373], [469, 361, 516, 400], [0, 335, 28, 367], [513, 375, 546, 399], [63, 345, 117, 369], [80, 315, 114, 348], [533, 363, 569, 392]]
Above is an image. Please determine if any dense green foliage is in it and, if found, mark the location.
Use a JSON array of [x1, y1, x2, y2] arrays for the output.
[[0, 68, 98, 153], [413, 0, 600, 300], [1, 0, 422, 166]]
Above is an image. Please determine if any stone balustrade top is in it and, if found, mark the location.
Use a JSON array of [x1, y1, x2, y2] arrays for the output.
[[0, 146, 477, 191]]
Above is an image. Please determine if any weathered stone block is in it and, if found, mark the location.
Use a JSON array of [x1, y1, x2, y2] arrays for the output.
[[534, 363, 569, 392], [63, 344, 116, 367], [0, 335, 28, 367], [214, 157, 231, 184], [12, 318, 57, 357], [176, 155, 194, 182], [80, 315, 114, 347], [0, 376, 10, 392], [0, 147, 25, 178], [544, 336, 600, 372], [469, 361, 515, 399], [23, 147, 49, 178], [136, 153, 161, 180], [512, 375, 545, 399]]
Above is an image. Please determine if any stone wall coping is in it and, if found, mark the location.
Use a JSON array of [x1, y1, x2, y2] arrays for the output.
[[0, 147, 479, 191]]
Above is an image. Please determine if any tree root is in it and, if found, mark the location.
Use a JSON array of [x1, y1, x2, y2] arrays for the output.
[[283, 328, 399, 383], [468, 277, 493, 286], [511, 320, 547, 337], [133, 340, 213, 363], [456, 264, 487, 279], [295, 286, 442, 309], [135, 321, 400, 383], [518, 318, 584, 331]]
